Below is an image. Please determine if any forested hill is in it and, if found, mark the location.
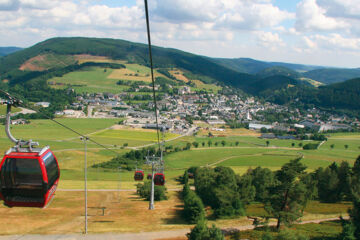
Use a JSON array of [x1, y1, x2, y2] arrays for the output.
[[0, 47, 22, 56], [0, 37, 256, 88], [303, 68, 360, 84], [263, 78, 360, 117], [0, 37, 359, 116], [317, 78, 360, 110], [211, 57, 322, 74]]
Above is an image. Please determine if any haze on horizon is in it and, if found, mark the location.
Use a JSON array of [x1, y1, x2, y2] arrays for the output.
[[0, 0, 359, 68]]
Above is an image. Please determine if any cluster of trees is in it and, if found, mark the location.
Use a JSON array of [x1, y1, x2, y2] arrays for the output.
[[93, 147, 161, 170], [182, 179, 205, 223], [195, 166, 246, 218], [156, 69, 178, 81], [302, 143, 319, 150], [260, 127, 328, 141], [188, 155, 360, 234], [337, 156, 360, 239], [312, 160, 359, 203], [182, 171, 225, 240], [187, 218, 224, 240], [226, 121, 249, 129], [300, 133, 327, 141], [136, 181, 167, 201]]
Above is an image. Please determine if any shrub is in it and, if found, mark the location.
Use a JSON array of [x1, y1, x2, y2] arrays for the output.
[[136, 181, 167, 201], [302, 143, 319, 150], [187, 217, 224, 240], [183, 190, 205, 223]]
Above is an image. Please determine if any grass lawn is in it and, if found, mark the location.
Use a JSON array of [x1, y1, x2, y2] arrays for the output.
[[0, 118, 118, 143], [0, 105, 21, 115], [107, 63, 170, 82], [0, 189, 350, 236], [0, 191, 187, 234], [0, 117, 358, 236], [93, 128, 179, 142]]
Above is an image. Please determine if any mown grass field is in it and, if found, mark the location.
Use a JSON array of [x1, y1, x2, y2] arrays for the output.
[[1, 118, 358, 188], [47, 63, 223, 95], [0, 105, 21, 115], [48, 67, 130, 94], [0, 118, 358, 235]]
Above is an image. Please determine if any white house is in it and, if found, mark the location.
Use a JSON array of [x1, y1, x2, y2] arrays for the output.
[[35, 102, 50, 108]]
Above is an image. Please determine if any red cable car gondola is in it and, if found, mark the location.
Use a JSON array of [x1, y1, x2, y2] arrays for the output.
[[154, 173, 165, 186], [147, 173, 152, 180], [0, 100, 60, 208], [134, 170, 144, 181], [0, 147, 60, 208]]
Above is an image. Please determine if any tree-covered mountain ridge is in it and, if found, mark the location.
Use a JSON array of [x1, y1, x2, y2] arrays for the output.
[[1, 37, 359, 85], [0, 37, 359, 115], [0, 47, 22, 57]]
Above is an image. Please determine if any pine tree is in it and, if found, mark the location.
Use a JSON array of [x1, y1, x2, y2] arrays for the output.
[[187, 217, 224, 240], [265, 158, 308, 229]]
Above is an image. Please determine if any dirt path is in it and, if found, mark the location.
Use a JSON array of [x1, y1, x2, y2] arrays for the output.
[[206, 154, 262, 167], [193, 146, 302, 151], [0, 217, 345, 240], [57, 188, 182, 192]]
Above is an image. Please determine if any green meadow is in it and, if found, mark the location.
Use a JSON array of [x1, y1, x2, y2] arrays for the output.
[[48, 67, 130, 94], [0, 117, 358, 235], [1, 118, 358, 190]]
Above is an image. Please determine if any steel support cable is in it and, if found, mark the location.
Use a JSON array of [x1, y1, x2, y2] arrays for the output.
[[144, 0, 162, 153], [0, 89, 119, 155]]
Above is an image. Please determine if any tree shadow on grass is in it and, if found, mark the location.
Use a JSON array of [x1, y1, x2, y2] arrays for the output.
[[162, 209, 188, 225], [129, 192, 144, 201], [162, 191, 188, 225]]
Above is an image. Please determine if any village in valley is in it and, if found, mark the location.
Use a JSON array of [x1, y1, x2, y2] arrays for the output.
[[5, 82, 357, 138]]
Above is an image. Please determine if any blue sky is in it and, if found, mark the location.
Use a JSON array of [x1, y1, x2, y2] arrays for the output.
[[0, 0, 359, 68]]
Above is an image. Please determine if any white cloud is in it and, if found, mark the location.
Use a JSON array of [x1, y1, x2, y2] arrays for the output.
[[255, 31, 285, 50], [303, 36, 317, 49], [295, 0, 349, 32], [314, 34, 360, 51], [0, 0, 359, 67]]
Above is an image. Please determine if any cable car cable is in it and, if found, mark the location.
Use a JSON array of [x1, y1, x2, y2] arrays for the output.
[[0, 89, 119, 156], [144, 0, 161, 152]]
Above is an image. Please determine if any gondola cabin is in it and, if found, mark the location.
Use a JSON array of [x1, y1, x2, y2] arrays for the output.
[[134, 170, 144, 181], [0, 146, 60, 208], [154, 173, 165, 186], [147, 173, 152, 180]]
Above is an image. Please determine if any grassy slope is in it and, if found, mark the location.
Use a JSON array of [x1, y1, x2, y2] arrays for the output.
[[0, 37, 256, 91], [47, 63, 221, 94], [48, 66, 130, 94], [0, 118, 357, 235]]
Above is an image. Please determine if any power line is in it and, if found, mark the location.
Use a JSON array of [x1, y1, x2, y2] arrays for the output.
[[144, 0, 162, 153], [0, 89, 120, 156]]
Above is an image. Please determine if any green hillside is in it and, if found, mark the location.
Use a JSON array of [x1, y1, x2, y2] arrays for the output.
[[304, 68, 360, 84], [0, 37, 359, 116], [256, 66, 301, 79], [211, 58, 322, 74], [262, 78, 360, 116], [245, 75, 300, 95], [0, 37, 256, 89], [318, 78, 360, 109], [0, 47, 22, 57]]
